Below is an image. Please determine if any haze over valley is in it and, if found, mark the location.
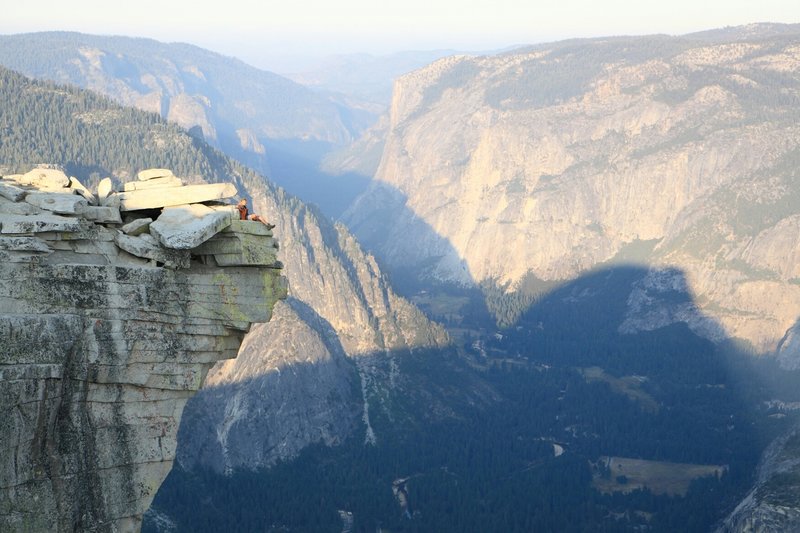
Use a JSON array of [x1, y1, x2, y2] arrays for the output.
[[2, 8, 800, 532]]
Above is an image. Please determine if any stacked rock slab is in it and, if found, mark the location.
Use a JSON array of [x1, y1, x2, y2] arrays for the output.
[[0, 167, 287, 532]]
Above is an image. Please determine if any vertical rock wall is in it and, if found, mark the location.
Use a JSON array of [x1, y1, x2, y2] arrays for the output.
[[0, 168, 287, 531]]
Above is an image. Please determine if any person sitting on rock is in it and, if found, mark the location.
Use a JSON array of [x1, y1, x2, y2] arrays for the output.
[[237, 199, 275, 229]]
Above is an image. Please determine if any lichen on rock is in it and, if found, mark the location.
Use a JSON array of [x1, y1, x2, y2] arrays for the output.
[[0, 167, 287, 532]]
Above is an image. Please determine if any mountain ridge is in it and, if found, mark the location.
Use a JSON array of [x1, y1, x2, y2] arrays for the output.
[[0, 31, 378, 192], [341, 25, 800, 361], [4, 25, 800, 531], [0, 63, 450, 491]]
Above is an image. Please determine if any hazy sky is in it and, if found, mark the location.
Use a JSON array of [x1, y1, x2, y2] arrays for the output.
[[3, 0, 799, 71]]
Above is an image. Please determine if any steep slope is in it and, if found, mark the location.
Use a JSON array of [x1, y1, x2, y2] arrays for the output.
[[343, 24, 800, 359], [0, 32, 375, 180], [146, 262, 796, 532], [721, 422, 800, 531], [177, 184, 450, 474], [0, 167, 287, 532], [0, 65, 448, 489]]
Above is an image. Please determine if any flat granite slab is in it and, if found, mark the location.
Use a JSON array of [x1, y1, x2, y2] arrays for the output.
[[117, 183, 237, 211], [123, 176, 183, 192], [137, 168, 174, 181], [150, 204, 233, 249], [25, 191, 87, 215], [0, 182, 27, 202], [222, 219, 274, 236], [193, 232, 279, 266], [0, 213, 86, 234], [0, 236, 51, 253], [0, 197, 40, 215]]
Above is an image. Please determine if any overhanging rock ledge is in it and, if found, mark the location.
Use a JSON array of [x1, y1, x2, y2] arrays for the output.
[[0, 167, 287, 532]]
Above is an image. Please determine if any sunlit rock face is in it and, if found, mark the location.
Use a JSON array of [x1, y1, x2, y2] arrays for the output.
[[0, 168, 286, 532], [343, 26, 800, 358]]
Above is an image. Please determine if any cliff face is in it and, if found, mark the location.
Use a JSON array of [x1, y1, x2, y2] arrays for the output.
[[720, 423, 800, 532], [343, 26, 800, 359], [0, 168, 286, 531], [177, 298, 361, 475], [176, 184, 450, 474]]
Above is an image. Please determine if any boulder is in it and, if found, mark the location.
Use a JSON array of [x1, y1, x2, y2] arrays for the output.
[[114, 232, 191, 269], [69, 177, 98, 205], [82, 206, 123, 224], [137, 169, 174, 181], [121, 218, 153, 236], [11, 168, 70, 189], [97, 178, 114, 201], [150, 204, 233, 249], [24, 192, 88, 215]]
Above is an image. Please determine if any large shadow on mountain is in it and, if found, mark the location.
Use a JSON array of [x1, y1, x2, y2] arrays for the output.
[[145, 265, 800, 532], [340, 181, 499, 330], [264, 139, 372, 220], [171, 297, 362, 476]]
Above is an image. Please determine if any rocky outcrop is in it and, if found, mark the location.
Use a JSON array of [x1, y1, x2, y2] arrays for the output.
[[0, 167, 286, 531], [719, 424, 800, 532], [0, 66, 450, 525]]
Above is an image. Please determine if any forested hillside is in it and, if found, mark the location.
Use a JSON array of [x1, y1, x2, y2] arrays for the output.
[[150, 263, 800, 532], [0, 32, 369, 146], [0, 32, 379, 216], [0, 67, 221, 182]]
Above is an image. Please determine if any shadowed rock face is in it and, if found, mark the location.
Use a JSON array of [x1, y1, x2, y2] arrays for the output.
[[719, 423, 800, 532], [0, 168, 287, 531], [173, 188, 451, 476]]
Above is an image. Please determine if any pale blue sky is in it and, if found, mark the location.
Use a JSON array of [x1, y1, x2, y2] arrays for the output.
[[2, 0, 799, 71]]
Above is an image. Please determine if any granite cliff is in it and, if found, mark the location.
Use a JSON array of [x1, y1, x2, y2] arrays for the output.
[[720, 422, 800, 532], [342, 24, 800, 362], [175, 184, 450, 475], [0, 167, 287, 531], [0, 67, 451, 516]]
